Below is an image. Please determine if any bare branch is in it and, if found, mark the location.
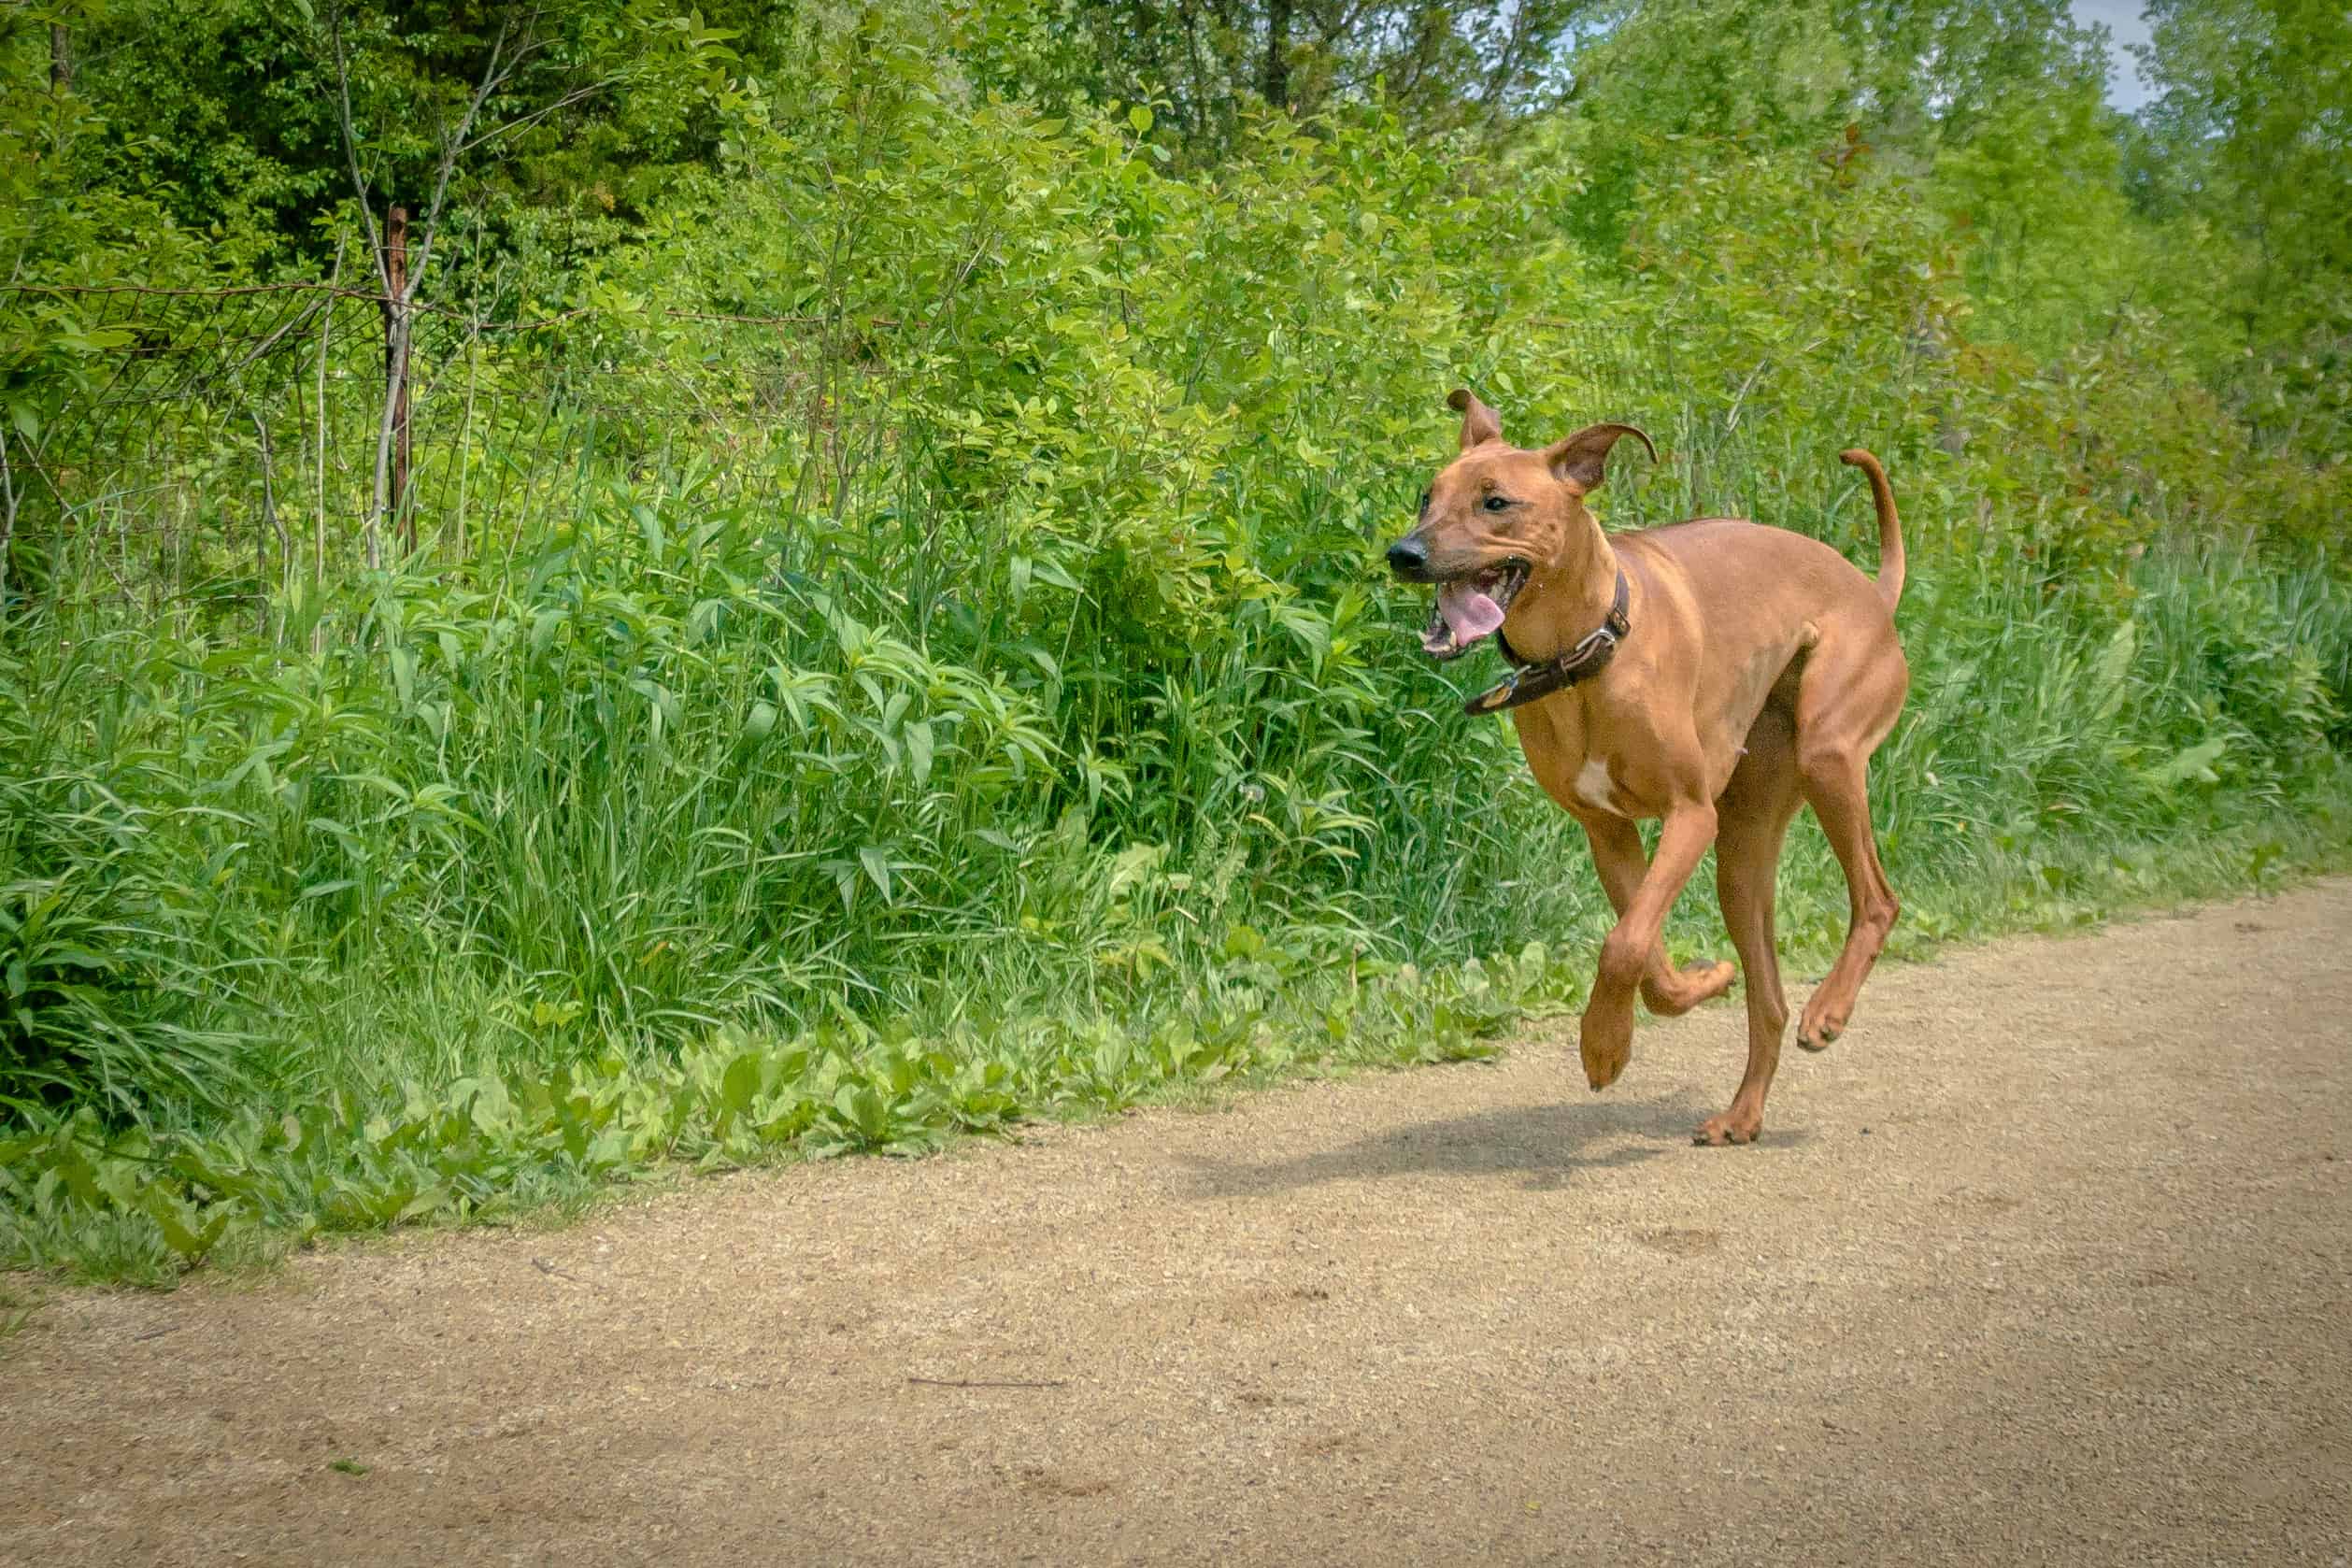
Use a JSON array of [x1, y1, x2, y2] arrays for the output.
[[455, 78, 626, 162], [0, 423, 17, 607], [316, 237, 342, 600], [405, 10, 520, 302], [328, 3, 388, 295]]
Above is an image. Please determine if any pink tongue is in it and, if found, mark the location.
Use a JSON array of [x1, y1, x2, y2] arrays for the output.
[[1437, 582, 1504, 643]]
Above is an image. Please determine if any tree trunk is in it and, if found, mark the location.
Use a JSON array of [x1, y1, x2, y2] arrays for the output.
[[50, 23, 72, 93]]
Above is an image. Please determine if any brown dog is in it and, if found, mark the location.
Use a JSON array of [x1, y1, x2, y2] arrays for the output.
[[1387, 390, 1908, 1145]]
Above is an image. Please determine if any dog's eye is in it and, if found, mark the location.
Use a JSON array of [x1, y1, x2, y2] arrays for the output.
[[1482, 494, 1512, 513], [1418, 490, 1432, 517]]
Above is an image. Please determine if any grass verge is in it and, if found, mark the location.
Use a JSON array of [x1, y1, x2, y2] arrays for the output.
[[5, 781, 2345, 1293]]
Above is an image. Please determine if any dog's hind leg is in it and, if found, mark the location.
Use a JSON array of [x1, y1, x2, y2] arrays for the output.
[[1577, 815, 1735, 1018], [1791, 624, 1908, 1052], [1696, 706, 1803, 1146]]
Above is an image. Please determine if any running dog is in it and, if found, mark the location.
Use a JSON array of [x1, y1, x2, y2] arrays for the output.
[[1387, 390, 1907, 1145]]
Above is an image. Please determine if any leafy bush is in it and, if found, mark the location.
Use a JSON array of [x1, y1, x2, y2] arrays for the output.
[[0, 647, 270, 1119]]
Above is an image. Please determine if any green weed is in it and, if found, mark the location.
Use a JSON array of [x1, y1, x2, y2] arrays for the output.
[[0, 935, 1587, 1280]]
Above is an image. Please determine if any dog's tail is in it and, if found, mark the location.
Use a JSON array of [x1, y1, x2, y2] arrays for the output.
[[1839, 449, 1905, 609]]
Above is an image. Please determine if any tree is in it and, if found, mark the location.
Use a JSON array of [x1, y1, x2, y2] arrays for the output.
[[306, 0, 737, 559], [1552, 0, 2111, 253], [1056, 0, 1601, 154], [62, 0, 737, 274], [2133, 0, 2351, 411]]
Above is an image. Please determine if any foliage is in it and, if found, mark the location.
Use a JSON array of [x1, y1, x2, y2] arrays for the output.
[[1041, 0, 1599, 154], [0, 638, 276, 1120], [45, 0, 741, 274], [1549, 0, 2112, 252], [2, 939, 1548, 1281], [2131, 0, 2351, 458]]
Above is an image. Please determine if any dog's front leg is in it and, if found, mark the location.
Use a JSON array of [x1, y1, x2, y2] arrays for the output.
[[1578, 814, 1737, 1017], [1580, 800, 1718, 1090]]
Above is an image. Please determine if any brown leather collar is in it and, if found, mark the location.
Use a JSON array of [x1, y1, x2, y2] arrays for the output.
[[1464, 570, 1631, 717]]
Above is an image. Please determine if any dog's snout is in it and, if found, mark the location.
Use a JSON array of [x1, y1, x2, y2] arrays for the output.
[[1387, 536, 1433, 581]]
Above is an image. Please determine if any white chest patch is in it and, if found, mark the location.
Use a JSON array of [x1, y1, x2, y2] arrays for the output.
[[1574, 756, 1623, 817]]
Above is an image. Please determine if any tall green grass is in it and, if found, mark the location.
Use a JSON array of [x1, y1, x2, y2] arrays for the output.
[[4, 417, 2345, 1280], [7, 418, 2345, 1115]]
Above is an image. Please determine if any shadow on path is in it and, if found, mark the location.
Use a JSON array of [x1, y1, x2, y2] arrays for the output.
[[1177, 1090, 1804, 1199]]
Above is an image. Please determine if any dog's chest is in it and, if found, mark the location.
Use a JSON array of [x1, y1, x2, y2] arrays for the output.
[[1512, 704, 1637, 819], [1571, 754, 1632, 818]]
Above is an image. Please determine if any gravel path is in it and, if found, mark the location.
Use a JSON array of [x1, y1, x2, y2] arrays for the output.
[[7, 880, 2350, 1567]]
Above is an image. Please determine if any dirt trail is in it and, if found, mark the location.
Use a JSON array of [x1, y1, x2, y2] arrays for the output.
[[7, 882, 2352, 1567]]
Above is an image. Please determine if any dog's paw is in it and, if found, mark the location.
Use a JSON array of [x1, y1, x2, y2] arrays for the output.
[[1798, 982, 1856, 1050], [1578, 1015, 1633, 1090], [1641, 959, 1736, 1019], [1692, 1111, 1762, 1147], [1795, 1012, 1843, 1052]]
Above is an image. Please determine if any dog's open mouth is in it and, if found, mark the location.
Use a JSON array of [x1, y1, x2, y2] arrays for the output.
[[1421, 559, 1530, 661]]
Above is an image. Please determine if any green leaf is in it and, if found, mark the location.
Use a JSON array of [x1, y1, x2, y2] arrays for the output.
[[144, 1189, 234, 1262], [858, 846, 892, 903], [2148, 736, 2228, 786], [720, 1052, 763, 1116], [389, 646, 417, 710], [905, 720, 934, 788]]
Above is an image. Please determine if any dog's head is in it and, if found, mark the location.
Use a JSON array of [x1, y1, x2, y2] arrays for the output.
[[1386, 390, 1654, 661]]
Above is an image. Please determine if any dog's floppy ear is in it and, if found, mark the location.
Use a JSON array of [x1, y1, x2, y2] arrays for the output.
[[1544, 422, 1658, 490], [1447, 388, 1503, 451]]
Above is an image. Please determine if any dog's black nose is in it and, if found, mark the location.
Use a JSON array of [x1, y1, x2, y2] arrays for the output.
[[1386, 537, 1431, 580]]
